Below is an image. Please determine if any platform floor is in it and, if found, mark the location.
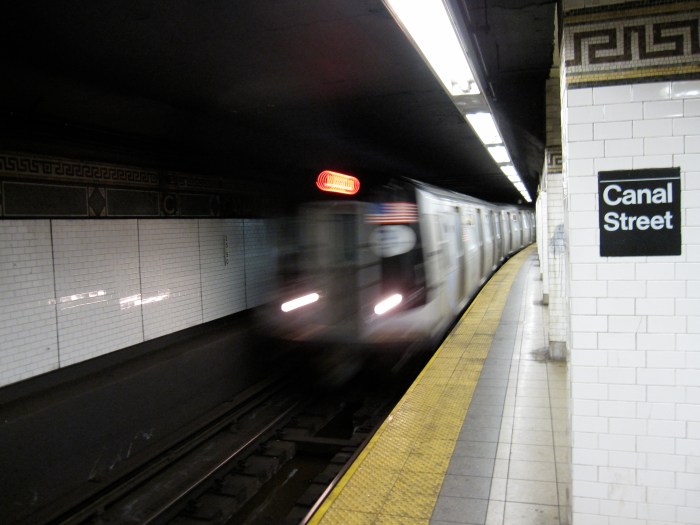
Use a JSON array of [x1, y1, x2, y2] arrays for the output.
[[308, 245, 571, 525]]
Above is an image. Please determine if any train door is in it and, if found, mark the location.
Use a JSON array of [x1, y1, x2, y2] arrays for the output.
[[439, 206, 462, 313], [491, 209, 503, 264], [475, 208, 484, 281], [463, 207, 481, 299], [521, 211, 530, 244], [514, 212, 523, 248], [476, 207, 494, 280], [500, 210, 511, 256], [508, 212, 519, 250], [454, 207, 466, 301]]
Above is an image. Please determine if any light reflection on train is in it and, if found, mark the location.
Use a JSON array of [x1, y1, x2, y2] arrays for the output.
[[260, 178, 535, 356]]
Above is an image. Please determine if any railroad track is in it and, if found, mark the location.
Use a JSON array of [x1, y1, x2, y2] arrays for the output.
[[30, 350, 428, 525]]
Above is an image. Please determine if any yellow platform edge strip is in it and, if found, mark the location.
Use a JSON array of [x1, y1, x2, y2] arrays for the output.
[[308, 245, 535, 525]]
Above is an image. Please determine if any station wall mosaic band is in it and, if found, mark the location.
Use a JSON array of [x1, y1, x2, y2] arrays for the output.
[[564, 1, 700, 88], [0, 151, 277, 219]]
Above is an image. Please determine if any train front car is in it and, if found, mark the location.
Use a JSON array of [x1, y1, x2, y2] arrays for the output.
[[264, 182, 433, 353]]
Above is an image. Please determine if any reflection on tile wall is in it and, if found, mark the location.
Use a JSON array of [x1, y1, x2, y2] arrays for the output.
[[0, 221, 58, 384], [53, 220, 143, 366], [139, 220, 204, 340], [0, 219, 277, 387]]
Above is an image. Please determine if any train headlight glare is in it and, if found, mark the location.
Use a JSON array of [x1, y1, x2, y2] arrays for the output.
[[281, 293, 320, 313], [374, 294, 402, 315]]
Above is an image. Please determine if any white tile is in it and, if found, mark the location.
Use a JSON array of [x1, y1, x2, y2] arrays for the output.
[[594, 156, 633, 172], [567, 88, 593, 107], [674, 117, 700, 136], [569, 140, 605, 159], [672, 80, 700, 99], [633, 118, 673, 137], [603, 102, 643, 122], [598, 333, 635, 350], [597, 298, 634, 315], [644, 136, 684, 155], [604, 138, 643, 157], [593, 85, 632, 105], [594, 121, 632, 140], [608, 281, 646, 298], [632, 82, 671, 102], [687, 135, 700, 153], [644, 100, 684, 119], [635, 298, 674, 316], [685, 99, 700, 117], [647, 315, 686, 333], [675, 153, 700, 171]]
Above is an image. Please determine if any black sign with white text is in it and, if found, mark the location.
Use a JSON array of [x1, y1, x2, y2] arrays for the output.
[[598, 168, 681, 257]]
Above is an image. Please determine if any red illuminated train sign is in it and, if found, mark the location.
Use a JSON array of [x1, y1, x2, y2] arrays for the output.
[[316, 170, 360, 195]]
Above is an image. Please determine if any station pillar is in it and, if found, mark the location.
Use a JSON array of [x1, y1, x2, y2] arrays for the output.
[[560, 1, 700, 523]]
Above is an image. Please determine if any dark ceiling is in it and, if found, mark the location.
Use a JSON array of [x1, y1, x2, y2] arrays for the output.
[[1, 0, 555, 206]]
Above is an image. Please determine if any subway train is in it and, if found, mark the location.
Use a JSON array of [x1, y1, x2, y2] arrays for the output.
[[259, 178, 534, 355]]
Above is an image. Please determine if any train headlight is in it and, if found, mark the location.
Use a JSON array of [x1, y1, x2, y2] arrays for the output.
[[281, 293, 320, 313], [374, 294, 402, 315]]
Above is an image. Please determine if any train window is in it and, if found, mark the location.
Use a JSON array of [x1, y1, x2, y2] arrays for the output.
[[378, 230, 426, 307], [332, 214, 356, 263]]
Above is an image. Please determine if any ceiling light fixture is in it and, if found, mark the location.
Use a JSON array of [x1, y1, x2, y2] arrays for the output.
[[383, 0, 479, 97], [383, 0, 532, 204], [487, 145, 511, 164], [465, 112, 502, 145]]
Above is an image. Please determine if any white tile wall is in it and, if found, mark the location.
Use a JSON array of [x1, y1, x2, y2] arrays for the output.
[[547, 170, 570, 345], [139, 220, 203, 340], [243, 219, 277, 308], [563, 78, 700, 524], [0, 221, 58, 384], [199, 219, 246, 322], [52, 220, 142, 366], [0, 217, 277, 387]]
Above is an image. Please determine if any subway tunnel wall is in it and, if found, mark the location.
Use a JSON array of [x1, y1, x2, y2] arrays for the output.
[[0, 217, 277, 387]]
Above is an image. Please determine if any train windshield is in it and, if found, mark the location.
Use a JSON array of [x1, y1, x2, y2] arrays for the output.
[[368, 183, 427, 309]]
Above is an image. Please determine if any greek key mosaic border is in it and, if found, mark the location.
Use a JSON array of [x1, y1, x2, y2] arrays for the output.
[[0, 151, 159, 187], [546, 147, 563, 174], [563, 1, 700, 88]]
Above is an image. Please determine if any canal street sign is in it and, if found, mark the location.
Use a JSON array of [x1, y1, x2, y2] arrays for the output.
[[598, 168, 681, 257]]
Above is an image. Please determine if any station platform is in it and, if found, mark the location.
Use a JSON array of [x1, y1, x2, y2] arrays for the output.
[[308, 245, 571, 525]]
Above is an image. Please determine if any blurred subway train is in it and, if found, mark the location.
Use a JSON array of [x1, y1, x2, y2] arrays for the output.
[[258, 178, 535, 355]]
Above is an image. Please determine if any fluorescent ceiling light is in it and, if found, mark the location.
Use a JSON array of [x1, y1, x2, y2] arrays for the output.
[[501, 165, 518, 178], [384, 0, 479, 97], [466, 112, 502, 145], [487, 145, 510, 164]]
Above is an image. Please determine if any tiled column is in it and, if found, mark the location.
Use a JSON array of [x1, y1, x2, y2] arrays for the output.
[[544, 69, 569, 361], [562, 1, 700, 523]]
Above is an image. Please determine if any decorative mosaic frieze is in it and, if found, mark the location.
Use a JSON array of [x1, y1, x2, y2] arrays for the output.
[[0, 151, 277, 218], [0, 151, 159, 187], [563, 1, 700, 88], [546, 147, 563, 174]]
